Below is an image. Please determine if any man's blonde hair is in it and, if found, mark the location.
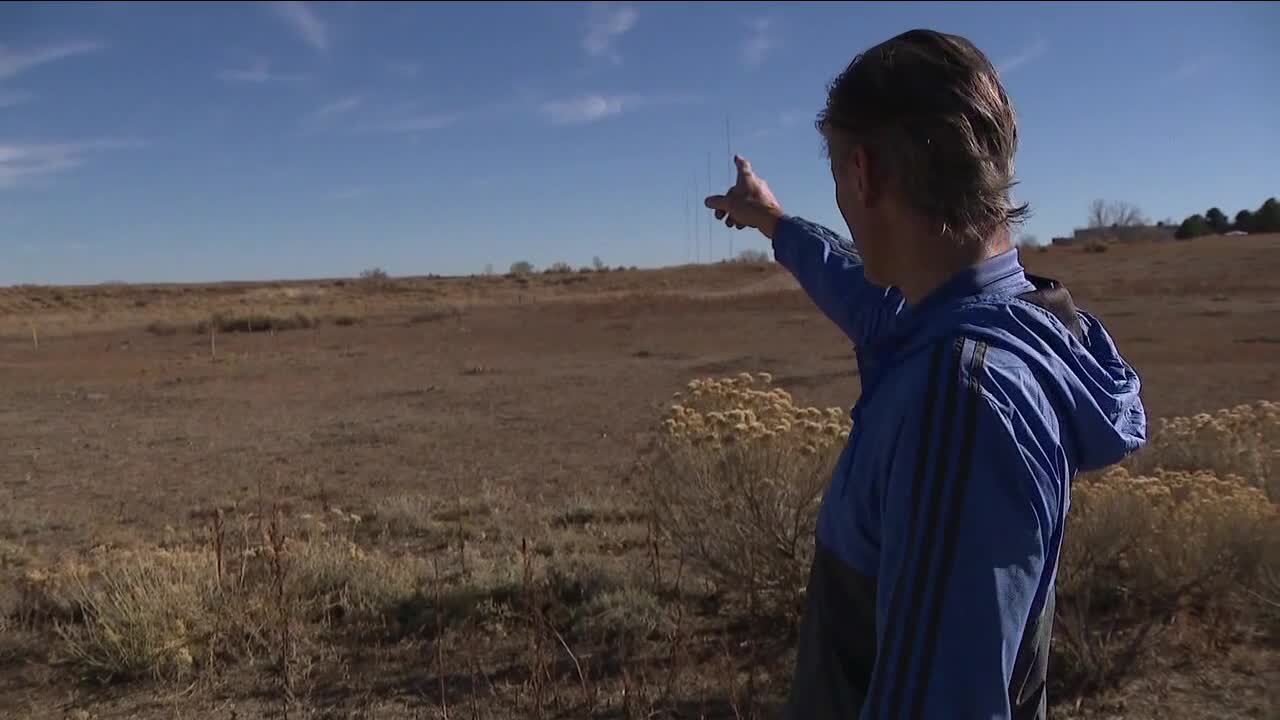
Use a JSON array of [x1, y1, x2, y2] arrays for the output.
[[817, 29, 1030, 246]]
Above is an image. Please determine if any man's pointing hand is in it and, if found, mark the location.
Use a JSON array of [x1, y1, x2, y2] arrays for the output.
[[704, 155, 786, 240]]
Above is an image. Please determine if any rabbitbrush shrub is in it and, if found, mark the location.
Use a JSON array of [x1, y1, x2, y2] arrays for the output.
[[640, 373, 847, 613]]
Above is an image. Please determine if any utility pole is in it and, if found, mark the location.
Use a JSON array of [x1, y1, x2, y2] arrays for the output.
[[684, 184, 691, 264], [692, 171, 701, 263], [706, 151, 714, 262], [726, 115, 734, 261]]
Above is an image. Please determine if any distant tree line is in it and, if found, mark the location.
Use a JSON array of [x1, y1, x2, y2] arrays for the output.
[[505, 257, 635, 276], [1175, 197, 1280, 239], [1088, 199, 1148, 229]]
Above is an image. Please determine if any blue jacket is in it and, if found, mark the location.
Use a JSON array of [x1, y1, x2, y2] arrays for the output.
[[776, 216, 1147, 720]]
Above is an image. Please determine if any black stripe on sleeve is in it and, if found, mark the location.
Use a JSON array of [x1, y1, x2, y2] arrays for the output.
[[907, 340, 989, 720], [873, 337, 967, 718]]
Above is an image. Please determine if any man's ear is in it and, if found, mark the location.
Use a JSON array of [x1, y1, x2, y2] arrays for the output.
[[850, 145, 877, 208]]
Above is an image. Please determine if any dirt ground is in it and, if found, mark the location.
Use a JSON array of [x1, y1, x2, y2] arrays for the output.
[[1, 233, 1277, 718]]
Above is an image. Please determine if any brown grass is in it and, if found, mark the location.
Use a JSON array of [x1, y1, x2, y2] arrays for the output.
[[146, 312, 320, 335], [4, 377, 1277, 716], [10, 504, 680, 696], [197, 312, 318, 334], [2, 235, 1278, 717], [329, 314, 364, 327], [144, 320, 180, 337], [409, 305, 464, 324]]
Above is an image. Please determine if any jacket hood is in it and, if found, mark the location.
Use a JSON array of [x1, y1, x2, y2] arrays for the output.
[[949, 302, 1147, 472], [880, 251, 1147, 473]]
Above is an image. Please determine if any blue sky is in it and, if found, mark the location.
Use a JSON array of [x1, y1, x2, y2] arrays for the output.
[[2, 1, 1277, 285]]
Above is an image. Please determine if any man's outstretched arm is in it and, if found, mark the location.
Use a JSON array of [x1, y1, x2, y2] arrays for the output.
[[705, 155, 903, 348], [771, 215, 903, 349], [862, 339, 1062, 719]]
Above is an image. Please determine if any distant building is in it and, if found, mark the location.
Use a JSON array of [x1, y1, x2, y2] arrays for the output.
[[1051, 236, 1075, 246], [1070, 224, 1177, 244]]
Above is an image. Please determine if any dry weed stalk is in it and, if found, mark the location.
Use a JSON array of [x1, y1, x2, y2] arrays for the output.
[[453, 476, 470, 580], [211, 509, 225, 591], [646, 514, 662, 593], [720, 635, 745, 720], [429, 555, 452, 720], [519, 538, 549, 720], [661, 552, 687, 705], [267, 507, 294, 718]]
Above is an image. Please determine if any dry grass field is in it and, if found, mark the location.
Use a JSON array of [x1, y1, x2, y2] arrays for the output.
[[1, 234, 1277, 719]]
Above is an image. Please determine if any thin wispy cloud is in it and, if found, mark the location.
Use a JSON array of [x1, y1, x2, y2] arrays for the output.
[[538, 92, 700, 125], [996, 35, 1048, 75], [0, 40, 105, 81], [1166, 53, 1218, 83], [364, 113, 459, 134], [352, 103, 460, 134], [14, 240, 92, 255], [387, 61, 421, 79], [312, 95, 363, 120], [0, 90, 33, 109], [778, 109, 806, 128], [749, 109, 808, 139], [0, 138, 142, 189], [742, 18, 778, 70], [216, 57, 306, 85], [541, 95, 625, 125], [329, 187, 368, 200], [583, 2, 637, 64], [270, 1, 329, 52], [305, 97, 460, 136], [217, 60, 272, 84]]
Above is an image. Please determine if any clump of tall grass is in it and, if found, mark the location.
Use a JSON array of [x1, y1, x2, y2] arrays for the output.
[[196, 312, 317, 334], [147, 313, 321, 336], [10, 504, 670, 687], [12, 510, 423, 682]]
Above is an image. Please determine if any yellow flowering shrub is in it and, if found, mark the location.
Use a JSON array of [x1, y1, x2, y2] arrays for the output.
[[1064, 467, 1274, 599], [641, 373, 849, 609], [1057, 464, 1277, 690], [662, 372, 851, 451], [1122, 400, 1280, 500]]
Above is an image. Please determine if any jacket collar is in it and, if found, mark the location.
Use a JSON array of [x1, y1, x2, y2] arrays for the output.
[[902, 247, 1032, 319], [865, 249, 1034, 367]]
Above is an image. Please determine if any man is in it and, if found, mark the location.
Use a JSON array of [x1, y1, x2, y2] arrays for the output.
[[704, 29, 1147, 719]]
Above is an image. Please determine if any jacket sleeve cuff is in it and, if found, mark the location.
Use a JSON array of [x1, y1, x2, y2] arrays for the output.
[[771, 214, 805, 271]]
